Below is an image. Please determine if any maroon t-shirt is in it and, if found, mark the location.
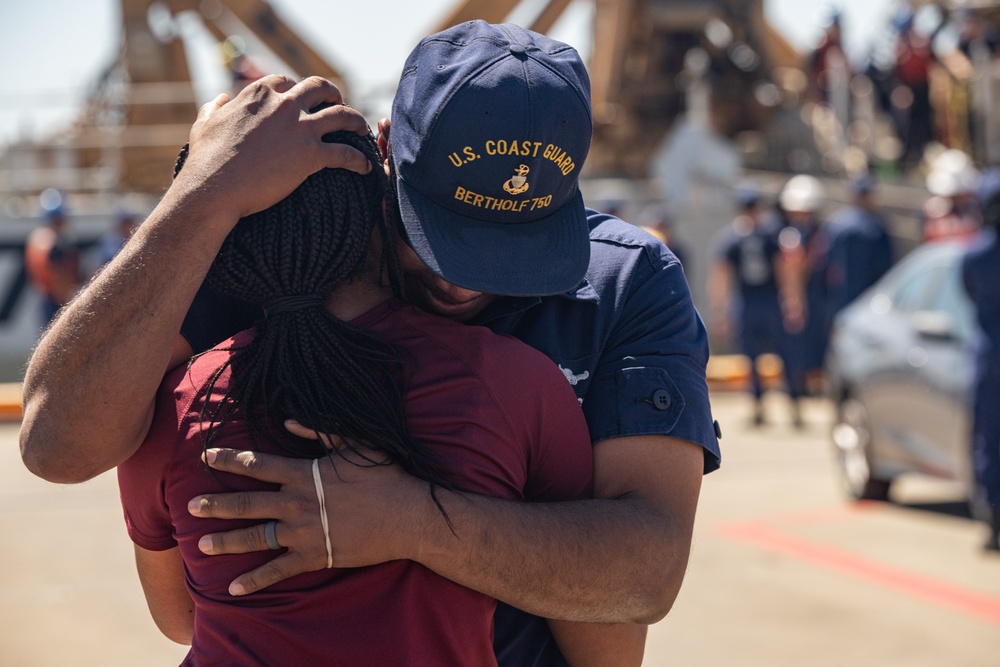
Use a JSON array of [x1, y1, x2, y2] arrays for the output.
[[118, 300, 592, 667]]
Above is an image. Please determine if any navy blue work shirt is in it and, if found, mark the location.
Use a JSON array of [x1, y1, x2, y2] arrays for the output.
[[963, 228, 1000, 358], [180, 209, 721, 667], [825, 205, 894, 316], [480, 211, 720, 667], [712, 220, 781, 303]]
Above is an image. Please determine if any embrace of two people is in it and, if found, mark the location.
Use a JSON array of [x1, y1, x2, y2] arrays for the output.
[[20, 21, 720, 667]]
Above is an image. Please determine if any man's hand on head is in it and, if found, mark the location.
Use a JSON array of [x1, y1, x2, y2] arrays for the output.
[[18, 79, 372, 485], [173, 75, 373, 223]]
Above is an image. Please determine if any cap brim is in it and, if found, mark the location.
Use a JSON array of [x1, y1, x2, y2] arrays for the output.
[[396, 178, 591, 297]]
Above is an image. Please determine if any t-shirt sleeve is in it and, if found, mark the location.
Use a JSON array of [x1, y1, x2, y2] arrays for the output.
[[489, 338, 594, 503], [180, 280, 260, 354], [117, 375, 183, 551], [582, 252, 721, 473]]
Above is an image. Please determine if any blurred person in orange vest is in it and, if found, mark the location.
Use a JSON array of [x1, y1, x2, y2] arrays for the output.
[[24, 191, 81, 327]]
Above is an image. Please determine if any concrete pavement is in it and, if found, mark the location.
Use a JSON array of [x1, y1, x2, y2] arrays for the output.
[[647, 392, 1000, 667], [1, 392, 997, 666]]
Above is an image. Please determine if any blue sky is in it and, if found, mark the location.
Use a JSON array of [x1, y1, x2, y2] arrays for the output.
[[0, 0, 900, 145]]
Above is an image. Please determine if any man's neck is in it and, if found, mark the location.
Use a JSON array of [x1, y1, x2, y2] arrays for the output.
[[325, 279, 393, 322]]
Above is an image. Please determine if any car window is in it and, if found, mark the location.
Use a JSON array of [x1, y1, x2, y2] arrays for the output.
[[930, 261, 976, 339], [892, 264, 946, 312]]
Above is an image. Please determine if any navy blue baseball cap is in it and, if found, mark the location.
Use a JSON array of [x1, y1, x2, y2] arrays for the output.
[[390, 21, 593, 296], [733, 180, 762, 207], [850, 172, 876, 195]]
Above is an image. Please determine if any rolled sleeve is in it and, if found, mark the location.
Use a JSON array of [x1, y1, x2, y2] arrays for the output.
[[583, 254, 721, 473]]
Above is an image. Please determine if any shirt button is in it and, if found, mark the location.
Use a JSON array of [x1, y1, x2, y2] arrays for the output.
[[652, 389, 671, 410]]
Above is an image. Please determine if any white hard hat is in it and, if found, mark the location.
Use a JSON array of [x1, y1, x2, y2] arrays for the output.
[[932, 148, 972, 174], [927, 149, 980, 196], [779, 175, 825, 213]]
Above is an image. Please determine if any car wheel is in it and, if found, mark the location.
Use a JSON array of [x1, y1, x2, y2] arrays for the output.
[[831, 397, 892, 501]]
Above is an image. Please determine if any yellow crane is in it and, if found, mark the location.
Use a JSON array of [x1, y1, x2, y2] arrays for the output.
[[16, 0, 350, 195], [431, 0, 799, 177]]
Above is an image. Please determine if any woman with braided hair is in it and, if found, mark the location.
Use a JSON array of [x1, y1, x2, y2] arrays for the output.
[[116, 131, 594, 666]]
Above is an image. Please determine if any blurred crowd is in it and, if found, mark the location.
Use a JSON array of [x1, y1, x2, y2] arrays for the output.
[[703, 160, 1000, 551], [810, 3, 1000, 172], [708, 172, 894, 428]]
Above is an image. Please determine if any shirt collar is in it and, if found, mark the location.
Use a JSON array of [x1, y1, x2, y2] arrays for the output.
[[473, 278, 599, 325]]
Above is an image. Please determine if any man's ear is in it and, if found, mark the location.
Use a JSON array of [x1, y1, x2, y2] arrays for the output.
[[377, 118, 391, 161]]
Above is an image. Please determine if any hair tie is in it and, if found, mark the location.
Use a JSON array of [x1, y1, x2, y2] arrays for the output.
[[262, 294, 325, 317]]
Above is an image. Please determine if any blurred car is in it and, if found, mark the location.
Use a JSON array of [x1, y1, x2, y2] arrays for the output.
[[826, 239, 977, 504]]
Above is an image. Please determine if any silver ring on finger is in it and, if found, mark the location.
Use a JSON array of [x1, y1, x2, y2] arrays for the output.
[[264, 520, 281, 551]]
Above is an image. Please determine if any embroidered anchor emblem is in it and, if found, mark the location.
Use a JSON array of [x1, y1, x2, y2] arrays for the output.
[[503, 164, 530, 195], [559, 365, 590, 386]]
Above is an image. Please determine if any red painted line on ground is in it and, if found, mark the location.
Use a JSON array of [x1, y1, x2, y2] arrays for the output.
[[731, 501, 879, 529], [716, 521, 1000, 627]]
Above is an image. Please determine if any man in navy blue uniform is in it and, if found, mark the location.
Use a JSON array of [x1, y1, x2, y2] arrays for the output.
[[775, 175, 830, 425], [962, 169, 1000, 552], [710, 182, 783, 425], [21, 22, 721, 666], [825, 173, 895, 320]]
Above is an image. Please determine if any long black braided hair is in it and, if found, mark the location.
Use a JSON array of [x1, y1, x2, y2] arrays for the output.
[[175, 131, 448, 509]]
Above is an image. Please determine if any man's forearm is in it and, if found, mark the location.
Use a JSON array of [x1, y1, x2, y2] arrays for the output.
[[411, 492, 688, 624], [20, 188, 234, 482], [400, 435, 705, 624], [186, 419, 704, 618]]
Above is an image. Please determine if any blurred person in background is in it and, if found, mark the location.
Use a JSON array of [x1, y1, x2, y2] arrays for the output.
[[709, 181, 783, 425], [222, 36, 264, 95], [931, 9, 1000, 156], [809, 7, 852, 134], [923, 148, 982, 242], [638, 203, 688, 270], [24, 190, 81, 327], [96, 207, 139, 269], [955, 9, 1000, 61], [776, 175, 830, 426], [809, 8, 845, 98], [961, 168, 1000, 553], [825, 173, 895, 319], [893, 11, 937, 169]]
